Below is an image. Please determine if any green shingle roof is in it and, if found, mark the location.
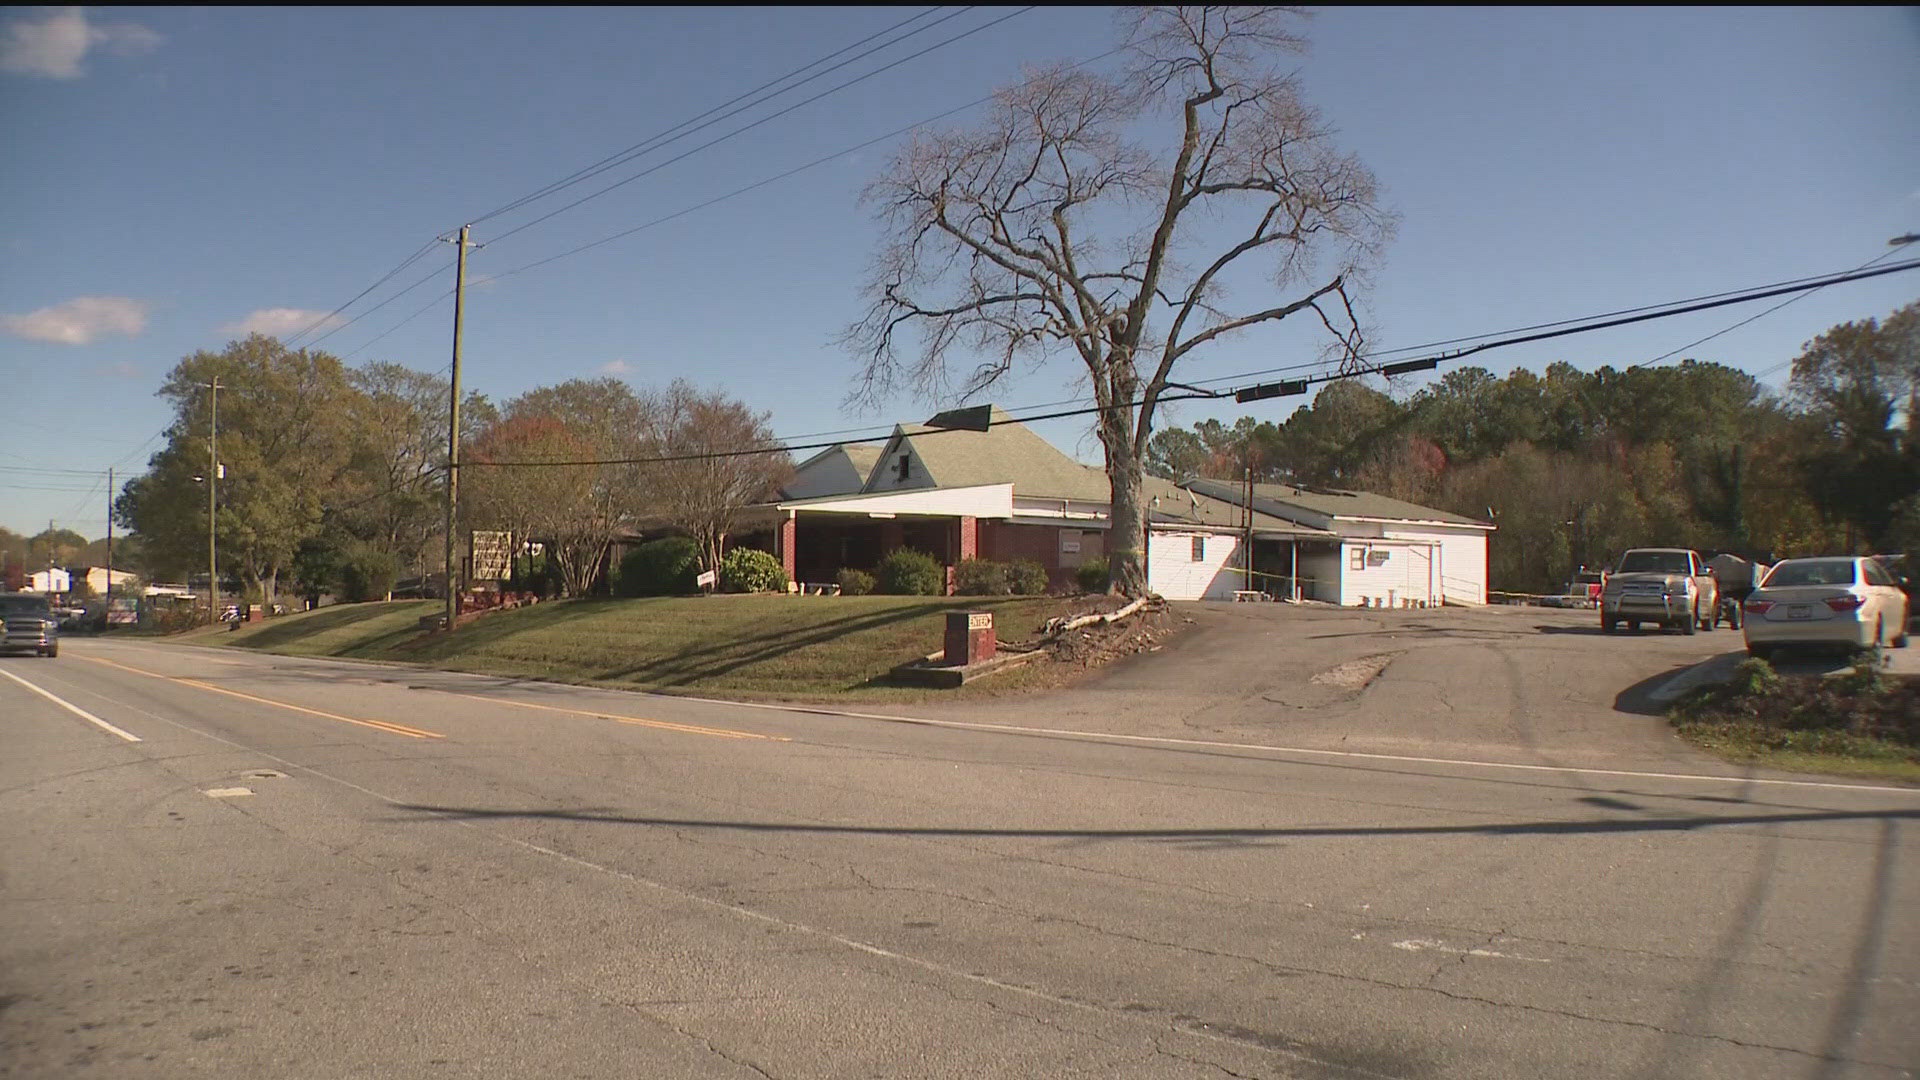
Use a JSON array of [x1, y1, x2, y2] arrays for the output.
[[864, 406, 1111, 501], [1185, 477, 1491, 528]]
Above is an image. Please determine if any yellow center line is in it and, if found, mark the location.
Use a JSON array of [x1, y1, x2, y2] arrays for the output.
[[78, 655, 444, 740], [437, 690, 787, 741]]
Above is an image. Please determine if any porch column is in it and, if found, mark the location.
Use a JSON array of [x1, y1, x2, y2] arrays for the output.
[[777, 511, 797, 582], [958, 516, 978, 561]]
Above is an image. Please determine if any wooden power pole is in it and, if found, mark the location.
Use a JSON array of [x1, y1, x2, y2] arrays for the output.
[[206, 377, 221, 625], [443, 225, 472, 631]]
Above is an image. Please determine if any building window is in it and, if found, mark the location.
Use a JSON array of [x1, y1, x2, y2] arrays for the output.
[[895, 453, 910, 481], [1350, 546, 1366, 571], [1191, 536, 1206, 562]]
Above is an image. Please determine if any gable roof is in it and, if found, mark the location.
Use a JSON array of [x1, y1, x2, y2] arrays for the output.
[[781, 443, 883, 500], [864, 405, 1111, 501], [1184, 477, 1492, 529]]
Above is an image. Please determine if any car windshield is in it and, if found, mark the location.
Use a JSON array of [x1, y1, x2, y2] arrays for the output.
[[0, 595, 52, 616], [1616, 552, 1691, 574], [1762, 560, 1857, 588]]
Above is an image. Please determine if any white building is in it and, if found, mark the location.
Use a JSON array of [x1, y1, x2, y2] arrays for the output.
[[1182, 478, 1494, 606], [27, 568, 71, 594]]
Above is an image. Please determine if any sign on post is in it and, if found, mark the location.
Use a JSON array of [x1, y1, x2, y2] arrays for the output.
[[696, 569, 718, 590], [470, 530, 511, 580]]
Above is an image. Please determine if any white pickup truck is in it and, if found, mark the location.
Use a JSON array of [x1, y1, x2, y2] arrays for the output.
[[1600, 548, 1719, 635]]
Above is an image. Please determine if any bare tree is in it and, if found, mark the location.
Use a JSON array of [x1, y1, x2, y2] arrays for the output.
[[645, 380, 794, 575], [846, 6, 1389, 594]]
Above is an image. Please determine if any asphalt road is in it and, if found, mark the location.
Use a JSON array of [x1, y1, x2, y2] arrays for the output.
[[3, 632, 1916, 1079]]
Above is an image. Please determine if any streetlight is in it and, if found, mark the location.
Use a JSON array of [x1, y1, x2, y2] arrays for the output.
[[1891, 233, 1919, 246]]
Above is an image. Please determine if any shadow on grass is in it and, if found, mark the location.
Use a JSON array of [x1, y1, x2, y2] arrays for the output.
[[399, 598, 616, 661], [596, 597, 1043, 690], [225, 602, 432, 653]]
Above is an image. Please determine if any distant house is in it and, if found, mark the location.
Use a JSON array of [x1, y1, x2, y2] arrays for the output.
[[739, 406, 1494, 604], [80, 567, 139, 595], [26, 568, 70, 594]]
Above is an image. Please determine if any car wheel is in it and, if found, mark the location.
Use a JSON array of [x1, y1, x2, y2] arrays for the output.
[[1681, 613, 1697, 635], [1747, 644, 1773, 661], [1601, 618, 1617, 634], [41, 644, 57, 658]]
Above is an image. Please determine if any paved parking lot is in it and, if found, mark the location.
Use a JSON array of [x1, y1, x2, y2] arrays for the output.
[[917, 601, 1914, 773]]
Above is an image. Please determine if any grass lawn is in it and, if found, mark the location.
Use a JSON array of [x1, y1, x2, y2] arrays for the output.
[[204, 594, 1110, 700]]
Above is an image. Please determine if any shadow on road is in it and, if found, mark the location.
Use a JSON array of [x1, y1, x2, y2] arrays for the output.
[[389, 802, 1920, 845]]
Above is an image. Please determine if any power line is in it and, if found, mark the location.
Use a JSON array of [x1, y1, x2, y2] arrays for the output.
[[283, 238, 444, 348], [482, 7, 1034, 249], [466, 6, 957, 228], [1181, 258, 1920, 393], [461, 257, 1920, 470], [330, 40, 1128, 360], [1631, 244, 1914, 374], [316, 11, 1041, 357], [293, 12, 973, 357]]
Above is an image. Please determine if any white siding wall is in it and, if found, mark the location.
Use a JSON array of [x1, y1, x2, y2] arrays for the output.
[[1146, 530, 1244, 601], [1339, 541, 1438, 607], [1382, 524, 1489, 605]]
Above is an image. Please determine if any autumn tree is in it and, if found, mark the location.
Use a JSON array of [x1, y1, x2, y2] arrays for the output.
[[462, 379, 649, 597], [847, 6, 1389, 595]]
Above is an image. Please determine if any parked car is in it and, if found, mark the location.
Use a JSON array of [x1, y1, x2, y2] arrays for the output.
[[1742, 556, 1912, 659], [1600, 548, 1719, 634], [0, 593, 60, 657]]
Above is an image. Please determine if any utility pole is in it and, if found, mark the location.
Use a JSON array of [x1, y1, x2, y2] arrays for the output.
[[105, 467, 112, 607], [1244, 465, 1254, 592], [206, 378, 221, 625], [443, 225, 473, 631]]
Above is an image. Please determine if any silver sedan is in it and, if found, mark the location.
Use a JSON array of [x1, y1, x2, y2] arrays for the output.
[[1741, 556, 1912, 659]]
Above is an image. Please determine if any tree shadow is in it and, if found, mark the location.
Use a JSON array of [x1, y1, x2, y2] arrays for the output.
[[386, 802, 1920, 849], [594, 598, 1041, 689], [225, 602, 431, 651]]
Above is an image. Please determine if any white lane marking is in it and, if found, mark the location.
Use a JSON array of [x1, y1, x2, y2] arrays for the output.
[[0, 667, 142, 742], [1392, 938, 1551, 963], [203, 787, 253, 798], [664, 695, 1920, 796]]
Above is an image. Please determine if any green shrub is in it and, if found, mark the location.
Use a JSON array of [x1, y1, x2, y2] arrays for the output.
[[877, 547, 945, 596], [615, 537, 700, 597], [953, 559, 1010, 596], [1008, 559, 1050, 595], [1075, 561, 1110, 594], [719, 548, 788, 594], [338, 546, 401, 603], [836, 568, 875, 596], [1729, 656, 1782, 698]]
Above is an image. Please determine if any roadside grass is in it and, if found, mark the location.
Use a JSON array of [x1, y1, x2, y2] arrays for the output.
[[205, 594, 1113, 700], [1668, 652, 1920, 783]]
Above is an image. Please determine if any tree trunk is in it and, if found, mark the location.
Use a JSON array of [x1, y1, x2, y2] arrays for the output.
[[1101, 423, 1148, 597]]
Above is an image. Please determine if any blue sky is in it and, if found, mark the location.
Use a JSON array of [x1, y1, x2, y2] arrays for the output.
[[3, 5, 1916, 539]]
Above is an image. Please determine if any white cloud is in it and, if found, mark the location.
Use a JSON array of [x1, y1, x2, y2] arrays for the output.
[[220, 308, 344, 337], [1, 7, 161, 80], [2, 295, 147, 344], [599, 360, 634, 376]]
